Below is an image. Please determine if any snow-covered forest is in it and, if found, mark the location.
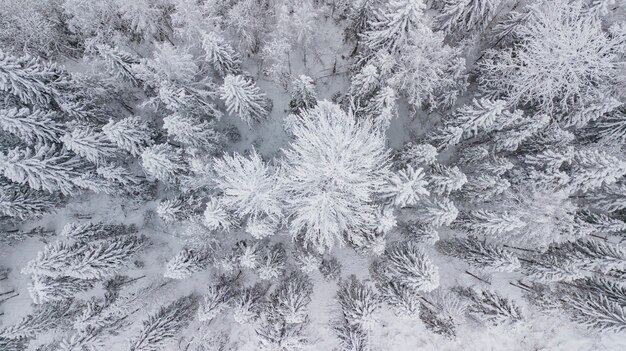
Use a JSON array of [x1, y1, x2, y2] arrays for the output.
[[0, 0, 625, 350]]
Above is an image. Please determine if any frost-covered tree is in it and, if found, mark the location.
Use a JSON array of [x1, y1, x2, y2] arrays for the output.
[[28, 275, 94, 304], [0, 50, 61, 106], [459, 210, 526, 237], [336, 276, 380, 329], [213, 149, 282, 223], [0, 146, 80, 195], [202, 197, 232, 231], [102, 116, 153, 156], [450, 98, 508, 138], [257, 244, 287, 280], [282, 101, 390, 253], [0, 183, 59, 220], [0, 108, 62, 145], [0, 300, 74, 340], [362, 0, 428, 52], [96, 44, 140, 85], [569, 149, 626, 193], [22, 236, 145, 280], [381, 165, 429, 208], [141, 144, 187, 182], [565, 293, 626, 332], [289, 75, 317, 113], [198, 283, 233, 322], [428, 165, 467, 195], [416, 198, 458, 228], [457, 287, 524, 326], [61, 126, 117, 165], [437, 0, 501, 37], [379, 241, 439, 292], [130, 295, 198, 351], [232, 285, 264, 324], [479, 0, 626, 118], [163, 114, 220, 150], [201, 32, 242, 77], [437, 236, 520, 272], [220, 74, 270, 126], [397, 142, 438, 167], [164, 249, 210, 280]]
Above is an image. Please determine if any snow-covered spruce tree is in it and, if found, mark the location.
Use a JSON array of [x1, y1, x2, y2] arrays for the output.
[[22, 236, 145, 280], [362, 0, 428, 52], [220, 74, 270, 126], [162, 113, 220, 150], [416, 198, 459, 228], [403, 222, 440, 245], [381, 165, 429, 208], [0, 299, 74, 341], [492, 113, 551, 153], [164, 248, 210, 280], [213, 149, 282, 225], [0, 145, 80, 195], [349, 64, 380, 106], [0, 107, 62, 145], [387, 30, 467, 110], [28, 275, 94, 304], [129, 295, 198, 351], [462, 174, 510, 203], [588, 183, 626, 213], [102, 116, 153, 157], [436, 0, 501, 37], [564, 293, 626, 332], [379, 241, 439, 292], [61, 126, 117, 165], [0, 50, 62, 107], [397, 142, 438, 167], [573, 276, 626, 303], [333, 322, 368, 351], [336, 275, 380, 329], [456, 287, 524, 326], [569, 149, 626, 193], [449, 97, 508, 139], [436, 236, 520, 272], [269, 272, 313, 325], [232, 284, 265, 325], [458, 210, 526, 237], [201, 31, 242, 77], [428, 164, 467, 195], [479, 0, 626, 119], [141, 143, 187, 182], [257, 243, 287, 280], [289, 75, 317, 114], [566, 239, 626, 273], [375, 276, 420, 317], [0, 183, 60, 220], [60, 221, 135, 243], [282, 101, 390, 253], [202, 197, 233, 231], [368, 85, 398, 128], [198, 283, 233, 322], [96, 44, 140, 86]]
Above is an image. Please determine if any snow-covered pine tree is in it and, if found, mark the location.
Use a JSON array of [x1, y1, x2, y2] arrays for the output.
[[0, 50, 62, 106], [381, 165, 429, 208], [416, 198, 459, 228], [164, 248, 210, 280], [436, 236, 520, 272], [436, 0, 500, 37], [213, 149, 282, 224], [569, 149, 626, 193], [451, 97, 507, 138], [232, 284, 264, 324], [380, 241, 439, 292], [368, 85, 398, 128], [462, 174, 510, 203], [60, 222, 135, 243], [336, 275, 380, 329], [61, 126, 118, 165], [0, 183, 60, 220], [362, 0, 428, 52], [201, 32, 242, 77], [428, 164, 467, 195], [0, 145, 80, 195], [349, 64, 380, 106], [289, 75, 317, 113], [565, 293, 626, 332], [479, 0, 625, 117], [220, 74, 270, 126], [0, 107, 62, 145], [141, 143, 187, 182], [96, 44, 140, 86], [198, 283, 233, 322], [202, 197, 232, 231], [492, 113, 551, 152], [162, 113, 220, 150], [257, 243, 287, 280], [129, 295, 198, 351], [458, 210, 526, 237], [397, 142, 438, 167], [588, 183, 626, 213], [102, 116, 153, 157], [573, 276, 626, 303], [455, 287, 524, 326], [283, 101, 390, 253], [22, 236, 145, 280], [333, 321, 368, 351], [28, 275, 94, 304], [269, 272, 313, 325], [0, 299, 74, 341]]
